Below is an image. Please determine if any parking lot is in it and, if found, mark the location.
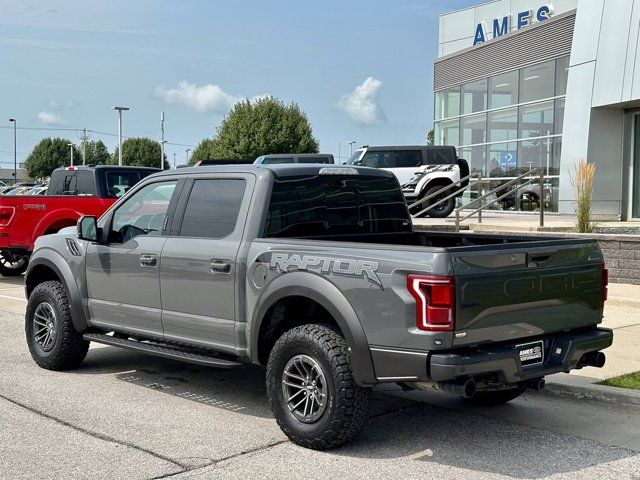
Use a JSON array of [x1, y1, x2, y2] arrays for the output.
[[1, 274, 639, 480]]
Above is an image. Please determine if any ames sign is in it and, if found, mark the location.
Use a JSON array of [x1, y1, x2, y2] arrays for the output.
[[473, 5, 552, 46]]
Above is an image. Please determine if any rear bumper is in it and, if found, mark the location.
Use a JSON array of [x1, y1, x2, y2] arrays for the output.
[[429, 328, 613, 383]]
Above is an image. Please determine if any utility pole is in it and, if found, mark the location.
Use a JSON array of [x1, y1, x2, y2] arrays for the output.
[[173, 153, 177, 168], [68, 143, 75, 166], [80, 128, 90, 165], [185, 148, 191, 165], [113, 106, 129, 166], [160, 112, 165, 170], [8, 118, 16, 183]]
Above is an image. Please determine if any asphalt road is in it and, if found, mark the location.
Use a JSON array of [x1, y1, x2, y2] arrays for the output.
[[0, 275, 639, 479]]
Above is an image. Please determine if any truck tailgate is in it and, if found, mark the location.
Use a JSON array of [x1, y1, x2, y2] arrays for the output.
[[450, 240, 604, 347]]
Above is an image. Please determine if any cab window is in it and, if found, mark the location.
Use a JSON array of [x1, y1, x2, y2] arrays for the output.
[[395, 150, 421, 168], [360, 151, 394, 168], [110, 180, 177, 242]]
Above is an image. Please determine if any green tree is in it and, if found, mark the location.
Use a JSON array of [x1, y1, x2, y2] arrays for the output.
[[189, 138, 219, 165], [426, 128, 435, 146], [111, 137, 169, 169], [24, 137, 81, 180], [206, 97, 319, 160], [79, 139, 111, 165]]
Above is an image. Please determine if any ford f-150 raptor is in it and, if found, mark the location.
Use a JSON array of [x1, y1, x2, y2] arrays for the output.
[[24, 164, 612, 449]]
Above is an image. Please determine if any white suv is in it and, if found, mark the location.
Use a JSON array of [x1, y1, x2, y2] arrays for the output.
[[347, 146, 469, 218]]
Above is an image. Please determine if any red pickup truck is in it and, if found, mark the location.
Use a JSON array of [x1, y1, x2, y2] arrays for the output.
[[0, 165, 158, 276]]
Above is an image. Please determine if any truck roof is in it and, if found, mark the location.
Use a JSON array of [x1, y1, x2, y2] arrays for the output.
[[51, 165, 160, 173], [144, 164, 396, 180]]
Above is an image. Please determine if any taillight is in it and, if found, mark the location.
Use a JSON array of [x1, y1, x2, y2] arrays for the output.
[[601, 263, 608, 304], [0, 206, 15, 227], [407, 274, 455, 331]]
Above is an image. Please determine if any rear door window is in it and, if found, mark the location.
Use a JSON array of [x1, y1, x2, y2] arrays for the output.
[[179, 179, 247, 238], [76, 171, 94, 195], [425, 149, 456, 165], [395, 150, 421, 168], [104, 171, 142, 198], [360, 151, 395, 168]]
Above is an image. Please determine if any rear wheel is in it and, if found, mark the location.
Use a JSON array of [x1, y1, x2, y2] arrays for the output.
[[463, 385, 527, 406], [421, 186, 455, 218], [0, 250, 28, 276], [266, 324, 371, 450]]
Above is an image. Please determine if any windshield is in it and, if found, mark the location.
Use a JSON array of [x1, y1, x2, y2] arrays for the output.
[[264, 174, 411, 237], [346, 149, 365, 165]]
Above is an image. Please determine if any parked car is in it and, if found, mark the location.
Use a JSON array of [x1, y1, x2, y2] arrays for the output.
[[347, 146, 469, 218], [26, 186, 48, 196], [254, 153, 335, 165], [1, 182, 37, 195], [0, 165, 157, 276], [25, 164, 611, 449]]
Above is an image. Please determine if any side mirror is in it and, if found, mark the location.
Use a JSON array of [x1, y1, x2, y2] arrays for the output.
[[77, 216, 98, 242]]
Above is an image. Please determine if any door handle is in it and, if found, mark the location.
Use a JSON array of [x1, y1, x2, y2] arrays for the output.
[[210, 259, 231, 274], [140, 254, 157, 267]]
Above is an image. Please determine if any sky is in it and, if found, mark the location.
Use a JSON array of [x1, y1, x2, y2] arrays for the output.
[[1, 0, 477, 167]]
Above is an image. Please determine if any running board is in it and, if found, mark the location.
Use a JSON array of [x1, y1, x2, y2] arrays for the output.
[[83, 333, 242, 368]]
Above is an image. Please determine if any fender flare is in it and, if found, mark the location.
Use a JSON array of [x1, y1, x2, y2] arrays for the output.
[[31, 209, 82, 250], [25, 249, 89, 332], [249, 271, 376, 386]]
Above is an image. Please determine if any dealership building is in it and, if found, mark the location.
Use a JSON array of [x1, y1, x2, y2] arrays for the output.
[[434, 0, 640, 219]]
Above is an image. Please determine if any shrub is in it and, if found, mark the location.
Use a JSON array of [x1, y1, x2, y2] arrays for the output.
[[571, 160, 596, 233]]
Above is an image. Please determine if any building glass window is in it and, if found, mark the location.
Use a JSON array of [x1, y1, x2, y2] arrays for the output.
[[461, 113, 486, 145], [551, 137, 562, 176], [461, 78, 487, 115], [518, 138, 553, 173], [439, 119, 460, 145], [458, 146, 486, 175], [554, 98, 565, 134], [488, 142, 518, 177], [520, 60, 555, 103], [519, 101, 554, 138], [555, 56, 569, 96], [488, 107, 517, 142], [489, 71, 518, 109], [435, 86, 461, 119]]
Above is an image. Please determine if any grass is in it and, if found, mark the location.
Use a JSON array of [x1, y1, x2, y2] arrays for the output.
[[599, 371, 640, 390], [571, 160, 597, 233]]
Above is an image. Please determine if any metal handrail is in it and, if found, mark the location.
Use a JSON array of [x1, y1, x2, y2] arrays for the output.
[[407, 172, 480, 217], [454, 169, 546, 232]]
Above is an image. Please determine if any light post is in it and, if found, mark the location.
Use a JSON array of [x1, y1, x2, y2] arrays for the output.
[[347, 140, 356, 157], [113, 106, 129, 166], [173, 153, 177, 168], [160, 141, 167, 170], [8, 118, 16, 183], [185, 148, 191, 165], [68, 143, 75, 166]]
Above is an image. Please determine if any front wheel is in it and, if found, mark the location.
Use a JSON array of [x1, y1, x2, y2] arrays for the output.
[[0, 250, 28, 276], [266, 324, 371, 450], [25, 281, 89, 370]]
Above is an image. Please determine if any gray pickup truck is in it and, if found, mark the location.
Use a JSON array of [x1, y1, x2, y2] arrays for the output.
[[24, 164, 612, 449]]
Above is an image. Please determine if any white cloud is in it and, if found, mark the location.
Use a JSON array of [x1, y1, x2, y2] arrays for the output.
[[154, 81, 240, 113], [37, 111, 62, 124], [337, 77, 385, 125]]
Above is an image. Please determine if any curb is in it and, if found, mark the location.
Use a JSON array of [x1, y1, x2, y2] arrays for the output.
[[539, 374, 640, 407]]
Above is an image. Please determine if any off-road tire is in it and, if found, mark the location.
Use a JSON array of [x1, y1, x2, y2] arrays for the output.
[[424, 186, 456, 218], [463, 385, 527, 406], [266, 324, 371, 450], [25, 281, 89, 370], [0, 251, 28, 276]]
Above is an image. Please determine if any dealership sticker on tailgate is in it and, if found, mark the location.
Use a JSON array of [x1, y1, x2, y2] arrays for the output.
[[517, 340, 544, 366]]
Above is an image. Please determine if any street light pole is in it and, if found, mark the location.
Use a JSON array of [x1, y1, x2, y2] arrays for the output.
[[185, 148, 191, 165], [8, 119, 16, 183], [160, 112, 165, 170], [68, 143, 75, 166], [173, 153, 177, 168], [113, 106, 130, 166], [347, 140, 356, 157]]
